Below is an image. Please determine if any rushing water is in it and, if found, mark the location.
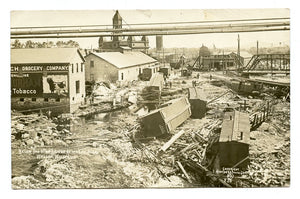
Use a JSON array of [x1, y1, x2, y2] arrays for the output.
[[12, 107, 132, 178]]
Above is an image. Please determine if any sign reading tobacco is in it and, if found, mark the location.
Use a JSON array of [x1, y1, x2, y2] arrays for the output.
[[11, 73, 43, 97]]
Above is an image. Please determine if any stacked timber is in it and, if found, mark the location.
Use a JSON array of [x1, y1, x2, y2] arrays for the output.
[[140, 73, 164, 104]]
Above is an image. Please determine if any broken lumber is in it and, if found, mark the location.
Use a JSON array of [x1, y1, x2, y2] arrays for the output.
[[176, 161, 193, 183], [160, 130, 185, 152]]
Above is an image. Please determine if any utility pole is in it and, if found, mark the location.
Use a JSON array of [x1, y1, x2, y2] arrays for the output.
[[199, 47, 201, 67], [237, 34, 240, 70], [222, 50, 225, 74], [163, 47, 165, 67]]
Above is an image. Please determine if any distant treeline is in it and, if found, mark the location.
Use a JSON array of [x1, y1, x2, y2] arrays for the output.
[[11, 39, 80, 49]]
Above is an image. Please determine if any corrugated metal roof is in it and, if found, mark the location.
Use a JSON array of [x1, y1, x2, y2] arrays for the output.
[[219, 111, 250, 144], [11, 48, 83, 64], [91, 51, 157, 69]]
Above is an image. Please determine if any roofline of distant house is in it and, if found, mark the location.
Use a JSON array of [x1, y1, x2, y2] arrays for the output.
[[87, 52, 159, 70]]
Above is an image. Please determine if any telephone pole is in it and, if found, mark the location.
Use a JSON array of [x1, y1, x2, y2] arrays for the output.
[[237, 34, 240, 70]]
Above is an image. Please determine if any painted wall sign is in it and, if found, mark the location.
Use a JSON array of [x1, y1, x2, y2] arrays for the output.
[[11, 73, 43, 97], [11, 65, 69, 72], [11, 73, 69, 97]]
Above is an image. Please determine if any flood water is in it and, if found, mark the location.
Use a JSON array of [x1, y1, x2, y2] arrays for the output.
[[12, 107, 133, 178]]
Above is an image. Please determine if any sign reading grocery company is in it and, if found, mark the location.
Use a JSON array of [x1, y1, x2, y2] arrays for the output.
[[11, 65, 69, 72]]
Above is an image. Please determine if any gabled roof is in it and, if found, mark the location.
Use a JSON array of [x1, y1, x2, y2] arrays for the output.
[[11, 48, 84, 64], [89, 51, 158, 69]]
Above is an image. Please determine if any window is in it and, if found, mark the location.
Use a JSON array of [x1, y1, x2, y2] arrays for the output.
[[32, 98, 36, 102], [72, 97, 75, 101], [81, 63, 83, 72], [239, 132, 244, 140], [20, 98, 24, 102], [76, 63, 79, 73], [71, 64, 74, 73], [56, 98, 60, 102], [121, 73, 124, 80], [90, 60, 94, 68], [44, 98, 49, 102], [76, 80, 80, 94], [139, 68, 141, 74]]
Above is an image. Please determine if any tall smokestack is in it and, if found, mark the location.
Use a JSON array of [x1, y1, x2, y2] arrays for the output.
[[156, 35, 163, 51]]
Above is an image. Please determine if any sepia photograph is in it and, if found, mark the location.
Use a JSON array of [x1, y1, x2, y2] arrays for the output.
[[10, 6, 291, 189]]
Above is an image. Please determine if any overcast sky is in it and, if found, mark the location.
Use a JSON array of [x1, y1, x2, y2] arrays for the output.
[[11, 9, 290, 49]]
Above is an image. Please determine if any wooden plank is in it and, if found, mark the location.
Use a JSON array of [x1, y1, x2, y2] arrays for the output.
[[160, 130, 185, 152], [176, 161, 193, 183]]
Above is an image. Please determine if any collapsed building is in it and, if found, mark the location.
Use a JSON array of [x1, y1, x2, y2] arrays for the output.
[[140, 97, 191, 137], [211, 110, 250, 171], [188, 87, 207, 119]]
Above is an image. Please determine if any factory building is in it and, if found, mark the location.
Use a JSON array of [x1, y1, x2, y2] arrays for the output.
[[98, 10, 149, 53], [11, 48, 86, 114], [84, 51, 158, 83], [200, 52, 252, 70]]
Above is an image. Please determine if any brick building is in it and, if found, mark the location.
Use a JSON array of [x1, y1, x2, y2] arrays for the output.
[[98, 10, 149, 53]]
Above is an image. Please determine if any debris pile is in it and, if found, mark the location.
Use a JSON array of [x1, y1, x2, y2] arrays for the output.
[[11, 71, 290, 188], [11, 113, 72, 148]]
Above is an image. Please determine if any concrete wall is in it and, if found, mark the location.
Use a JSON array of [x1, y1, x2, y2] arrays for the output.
[[85, 54, 118, 82], [11, 97, 70, 116]]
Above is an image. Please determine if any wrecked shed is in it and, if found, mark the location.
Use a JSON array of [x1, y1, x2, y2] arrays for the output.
[[215, 110, 250, 170], [188, 87, 207, 119], [149, 72, 164, 91], [140, 97, 191, 137]]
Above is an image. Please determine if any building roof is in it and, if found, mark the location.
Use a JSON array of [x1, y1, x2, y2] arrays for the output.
[[11, 48, 84, 64], [230, 51, 253, 58], [90, 51, 158, 69], [239, 51, 253, 58], [119, 46, 132, 50], [219, 111, 250, 144]]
